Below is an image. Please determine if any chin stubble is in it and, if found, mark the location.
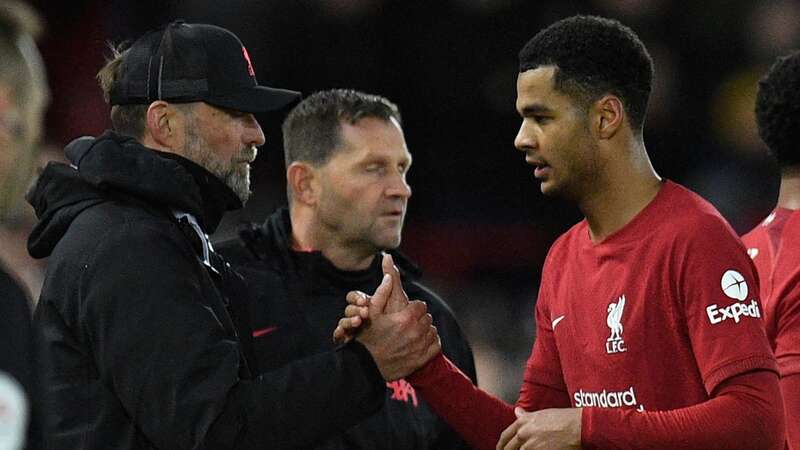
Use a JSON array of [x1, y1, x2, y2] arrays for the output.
[[183, 123, 252, 204]]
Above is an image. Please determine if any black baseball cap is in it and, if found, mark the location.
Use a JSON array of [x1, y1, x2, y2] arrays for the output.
[[109, 20, 300, 113]]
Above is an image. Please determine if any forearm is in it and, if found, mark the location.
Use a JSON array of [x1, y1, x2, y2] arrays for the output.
[[582, 370, 784, 450], [407, 353, 515, 450], [206, 342, 385, 449], [781, 372, 800, 449]]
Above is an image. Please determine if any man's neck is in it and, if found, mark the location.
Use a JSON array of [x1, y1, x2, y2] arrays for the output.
[[289, 207, 376, 271], [579, 141, 662, 243], [777, 166, 800, 210]]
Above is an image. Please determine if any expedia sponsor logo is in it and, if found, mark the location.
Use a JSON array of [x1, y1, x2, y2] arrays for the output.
[[707, 269, 762, 325], [573, 386, 639, 409], [721, 270, 748, 300], [706, 300, 762, 324]]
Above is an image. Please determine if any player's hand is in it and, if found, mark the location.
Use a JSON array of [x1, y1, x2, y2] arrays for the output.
[[359, 297, 440, 381], [497, 407, 581, 450], [332, 253, 410, 344], [331, 256, 441, 380], [381, 253, 409, 314]]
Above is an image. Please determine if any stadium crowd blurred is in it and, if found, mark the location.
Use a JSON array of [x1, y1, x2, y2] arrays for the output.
[[10, 0, 800, 401]]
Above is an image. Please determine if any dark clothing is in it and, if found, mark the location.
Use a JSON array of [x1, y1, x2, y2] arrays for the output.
[[27, 131, 384, 450], [216, 207, 477, 450], [0, 264, 42, 449]]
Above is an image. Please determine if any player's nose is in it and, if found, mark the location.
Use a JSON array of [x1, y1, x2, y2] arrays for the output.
[[514, 121, 537, 152]]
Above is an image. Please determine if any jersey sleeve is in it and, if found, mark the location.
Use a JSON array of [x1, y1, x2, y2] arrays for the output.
[[582, 370, 785, 450], [676, 216, 778, 394], [406, 353, 515, 450], [416, 284, 478, 384], [517, 278, 570, 409]]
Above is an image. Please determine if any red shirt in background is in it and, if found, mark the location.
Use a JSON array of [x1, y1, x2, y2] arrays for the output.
[[743, 208, 800, 449]]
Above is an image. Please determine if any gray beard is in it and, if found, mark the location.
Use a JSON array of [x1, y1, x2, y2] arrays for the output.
[[182, 122, 251, 204]]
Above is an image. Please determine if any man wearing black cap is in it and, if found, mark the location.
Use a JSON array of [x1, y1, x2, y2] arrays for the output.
[[27, 21, 440, 450]]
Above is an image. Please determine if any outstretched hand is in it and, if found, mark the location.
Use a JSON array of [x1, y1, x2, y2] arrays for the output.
[[332, 253, 407, 344], [331, 253, 441, 380], [382, 253, 409, 313]]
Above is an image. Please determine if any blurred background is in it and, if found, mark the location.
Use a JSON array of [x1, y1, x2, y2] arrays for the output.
[[15, 0, 798, 401]]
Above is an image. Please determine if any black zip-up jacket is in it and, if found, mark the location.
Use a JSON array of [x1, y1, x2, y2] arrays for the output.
[[216, 208, 478, 449], [27, 131, 385, 450], [0, 265, 42, 449]]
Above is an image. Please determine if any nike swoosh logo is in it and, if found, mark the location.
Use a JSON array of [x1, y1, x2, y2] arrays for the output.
[[552, 315, 565, 330], [252, 326, 279, 338]]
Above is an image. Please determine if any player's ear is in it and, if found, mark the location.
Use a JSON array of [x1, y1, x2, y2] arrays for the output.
[[286, 161, 319, 206], [145, 101, 177, 148], [592, 95, 624, 140]]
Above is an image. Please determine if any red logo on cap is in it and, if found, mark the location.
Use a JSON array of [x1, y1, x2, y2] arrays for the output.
[[242, 46, 255, 77]]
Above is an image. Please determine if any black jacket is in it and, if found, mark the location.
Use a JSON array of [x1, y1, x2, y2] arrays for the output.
[[0, 264, 42, 449], [27, 131, 385, 450], [216, 207, 477, 450]]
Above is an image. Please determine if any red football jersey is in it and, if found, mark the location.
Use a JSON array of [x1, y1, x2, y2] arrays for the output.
[[743, 208, 800, 449], [520, 181, 778, 412], [742, 208, 800, 377]]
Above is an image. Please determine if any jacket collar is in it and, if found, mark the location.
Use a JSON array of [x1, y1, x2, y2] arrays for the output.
[[27, 130, 241, 258], [251, 207, 422, 281], [64, 130, 241, 231]]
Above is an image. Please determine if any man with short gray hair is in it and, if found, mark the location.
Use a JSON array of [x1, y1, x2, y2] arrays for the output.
[[218, 89, 476, 449]]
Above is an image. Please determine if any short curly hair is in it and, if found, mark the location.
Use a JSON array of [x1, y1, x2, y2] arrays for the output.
[[755, 50, 800, 168], [519, 15, 653, 131]]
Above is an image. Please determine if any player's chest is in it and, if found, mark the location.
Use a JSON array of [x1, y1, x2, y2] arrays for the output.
[[546, 256, 681, 366]]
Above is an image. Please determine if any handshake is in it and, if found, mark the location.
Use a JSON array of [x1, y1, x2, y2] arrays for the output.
[[332, 253, 442, 381]]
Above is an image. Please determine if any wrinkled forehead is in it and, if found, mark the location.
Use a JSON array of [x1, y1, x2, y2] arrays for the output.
[[331, 116, 411, 161]]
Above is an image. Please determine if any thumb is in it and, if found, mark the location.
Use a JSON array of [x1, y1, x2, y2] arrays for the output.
[[369, 273, 392, 316], [382, 253, 408, 313], [381, 252, 395, 279], [514, 407, 527, 418]]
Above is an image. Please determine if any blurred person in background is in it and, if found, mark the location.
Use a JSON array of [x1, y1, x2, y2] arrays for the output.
[[0, 1, 49, 449], [26, 21, 438, 449], [217, 88, 476, 449], [336, 15, 784, 450], [742, 50, 800, 450]]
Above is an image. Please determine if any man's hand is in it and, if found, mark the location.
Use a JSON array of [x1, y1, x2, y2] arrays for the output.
[[332, 253, 408, 343], [332, 290, 370, 344], [381, 253, 409, 313], [496, 407, 582, 450], [331, 254, 441, 380]]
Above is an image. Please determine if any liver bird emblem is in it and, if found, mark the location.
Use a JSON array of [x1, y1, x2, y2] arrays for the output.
[[607, 295, 626, 341]]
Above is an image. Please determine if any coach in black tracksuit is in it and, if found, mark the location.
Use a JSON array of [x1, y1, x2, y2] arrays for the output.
[[217, 89, 477, 450], [27, 23, 439, 450], [218, 208, 476, 449]]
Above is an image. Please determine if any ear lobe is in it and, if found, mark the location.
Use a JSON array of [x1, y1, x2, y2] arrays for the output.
[[287, 162, 317, 206], [595, 95, 624, 139]]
